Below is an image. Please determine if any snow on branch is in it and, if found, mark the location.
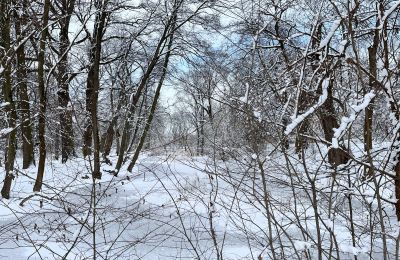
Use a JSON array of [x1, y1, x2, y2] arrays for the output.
[[239, 83, 250, 103], [0, 113, 39, 139], [319, 19, 341, 49], [285, 78, 330, 135], [331, 91, 375, 148], [0, 102, 10, 109], [0, 128, 14, 138], [379, 1, 400, 29]]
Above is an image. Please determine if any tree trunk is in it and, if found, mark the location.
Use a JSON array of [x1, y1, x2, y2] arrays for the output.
[[54, 125, 60, 160], [295, 91, 311, 155], [58, 0, 76, 163], [318, 77, 349, 166], [394, 160, 400, 221], [295, 23, 323, 157], [114, 9, 178, 173], [199, 107, 205, 155], [363, 10, 380, 176], [83, 0, 109, 179], [102, 87, 125, 161], [125, 95, 147, 156], [127, 15, 176, 172], [14, 2, 34, 169], [33, 0, 51, 192], [1, 0, 17, 199]]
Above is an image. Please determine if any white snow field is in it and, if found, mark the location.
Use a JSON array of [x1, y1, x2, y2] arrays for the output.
[[0, 148, 398, 259]]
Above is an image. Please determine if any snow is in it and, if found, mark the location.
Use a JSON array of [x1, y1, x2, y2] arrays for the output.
[[285, 78, 329, 135], [379, 1, 400, 29], [293, 240, 312, 250], [0, 102, 10, 109], [331, 91, 375, 148], [253, 110, 261, 122], [319, 19, 341, 49], [339, 244, 368, 256], [0, 144, 397, 259], [287, 33, 304, 40], [0, 127, 14, 137], [239, 83, 250, 103], [338, 40, 347, 54]]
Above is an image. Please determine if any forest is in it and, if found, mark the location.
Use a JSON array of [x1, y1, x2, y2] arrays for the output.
[[1, 0, 400, 259]]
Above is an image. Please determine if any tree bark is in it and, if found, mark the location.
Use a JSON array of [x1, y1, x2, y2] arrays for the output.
[[114, 20, 174, 173], [295, 23, 323, 156], [33, 0, 51, 192], [101, 83, 125, 161], [83, 0, 109, 179], [1, 0, 17, 199], [295, 91, 311, 155], [127, 14, 176, 172], [318, 77, 349, 166], [58, 0, 76, 163], [363, 4, 382, 176], [125, 94, 147, 156], [14, 2, 34, 169]]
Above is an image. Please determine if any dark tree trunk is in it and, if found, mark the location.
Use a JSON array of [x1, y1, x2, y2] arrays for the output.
[[199, 107, 205, 155], [127, 14, 176, 172], [363, 9, 381, 176], [1, 0, 17, 199], [102, 85, 126, 161], [54, 125, 60, 160], [83, 0, 109, 179], [318, 77, 349, 166], [33, 0, 51, 192], [395, 161, 400, 221], [114, 19, 174, 173], [125, 95, 147, 156], [58, 0, 76, 163], [114, 113, 131, 171], [101, 123, 115, 158], [295, 23, 323, 156], [364, 33, 379, 153], [14, 3, 34, 169], [295, 91, 311, 155]]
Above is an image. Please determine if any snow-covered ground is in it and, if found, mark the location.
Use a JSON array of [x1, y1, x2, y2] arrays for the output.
[[0, 148, 398, 259]]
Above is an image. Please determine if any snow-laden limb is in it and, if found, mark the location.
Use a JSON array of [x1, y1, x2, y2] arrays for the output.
[[319, 19, 341, 49], [379, 1, 400, 29], [0, 102, 10, 109], [0, 128, 14, 137], [287, 33, 304, 41], [293, 240, 313, 250], [284, 78, 330, 135], [239, 83, 250, 103], [384, 79, 400, 165], [339, 244, 368, 256], [253, 110, 262, 122], [338, 40, 347, 54], [0, 113, 39, 139], [331, 91, 375, 148]]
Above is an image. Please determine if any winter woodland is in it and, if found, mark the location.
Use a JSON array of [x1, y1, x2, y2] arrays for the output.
[[1, 0, 400, 259]]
